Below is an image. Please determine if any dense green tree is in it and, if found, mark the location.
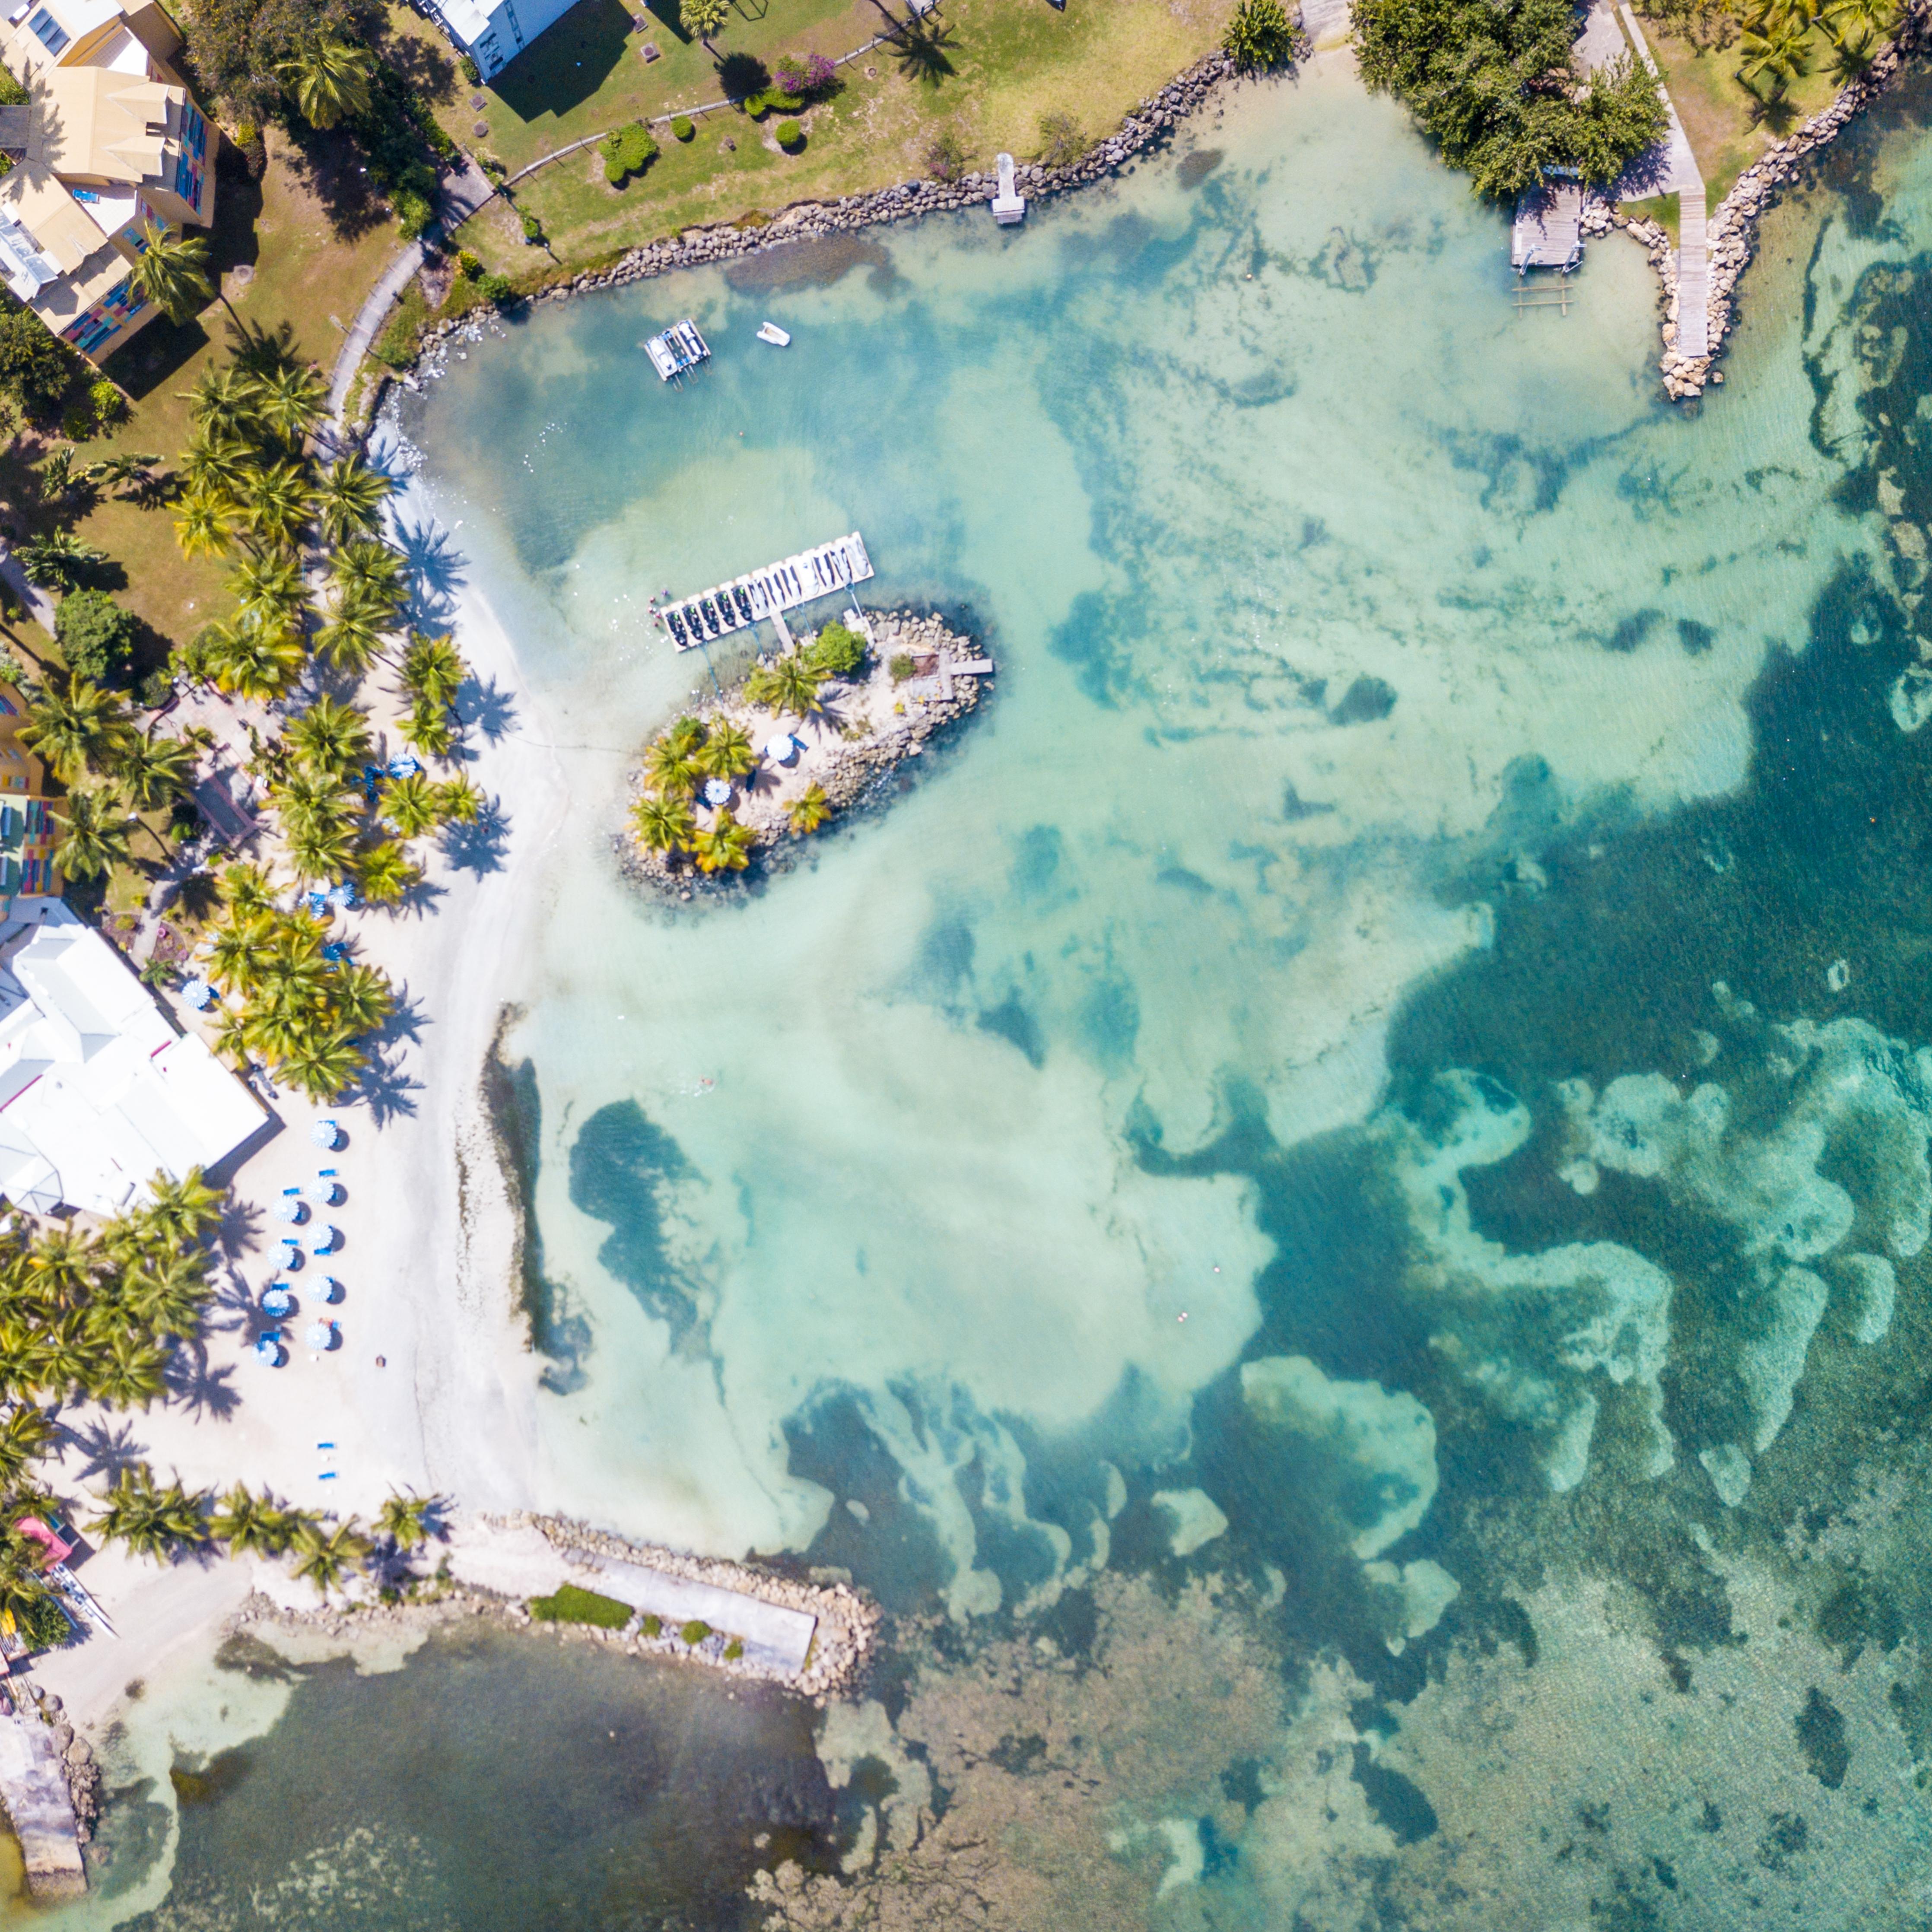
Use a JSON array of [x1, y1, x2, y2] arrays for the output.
[[1225, 0, 1296, 69], [0, 307, 76, 417], [55, 588, 138, 686]]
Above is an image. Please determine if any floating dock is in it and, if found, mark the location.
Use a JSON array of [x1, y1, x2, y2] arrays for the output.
[[1511, 185, 1583, 272], [645, 318, 710, 382], [660, 532, 875, 651]]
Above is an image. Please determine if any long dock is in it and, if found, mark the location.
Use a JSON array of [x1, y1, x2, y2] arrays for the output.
[[0, 1704, 83, 1897], [580, 1555, 817, 1672], [660, 531, 874, 651]]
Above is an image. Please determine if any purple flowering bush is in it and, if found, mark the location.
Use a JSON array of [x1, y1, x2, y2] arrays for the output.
[[775, 51, 838, 93]]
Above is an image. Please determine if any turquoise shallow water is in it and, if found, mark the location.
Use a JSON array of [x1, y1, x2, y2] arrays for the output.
[[59, 55, 1932, 1932]]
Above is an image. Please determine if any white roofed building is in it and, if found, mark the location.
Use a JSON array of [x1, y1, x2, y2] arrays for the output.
[[0, 905, 264, 1216], [421, 0, 581, 83]]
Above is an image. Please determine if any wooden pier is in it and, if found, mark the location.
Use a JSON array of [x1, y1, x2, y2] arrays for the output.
[[1511, 186, 1584, 272]]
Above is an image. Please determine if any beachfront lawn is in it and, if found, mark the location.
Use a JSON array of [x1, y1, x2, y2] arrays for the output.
[[442, 0, 1232, 273], [1633, 16, 1845, 208], [19, 124, 406, 656]]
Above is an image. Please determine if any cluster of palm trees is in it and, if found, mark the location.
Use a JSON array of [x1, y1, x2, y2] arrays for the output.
[[197, 863, 397, 1102], [91, 1470, 438, 1593], [0, 1167, 222, 1418], [1738, 0, 1895, 98], [629, 670, 835, 871], [167, 325, 402, 703], [18, 676, 200, 881]]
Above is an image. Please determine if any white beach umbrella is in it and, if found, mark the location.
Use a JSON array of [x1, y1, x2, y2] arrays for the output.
[[310, 1120, 343, 1150], [271, 1198, 307, 1225], [311, 1226, 340, 1255], [305, 1321, 334, 1351]]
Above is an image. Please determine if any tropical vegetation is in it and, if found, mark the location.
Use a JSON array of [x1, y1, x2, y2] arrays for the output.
[[1225, 0, 1298, 70], [1352, 0, 1668, 197]]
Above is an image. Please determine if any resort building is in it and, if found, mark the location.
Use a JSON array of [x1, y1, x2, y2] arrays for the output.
[[0, 904, 264, 1217], [420, 0, 580, 83], [0, 684, 59, 908], [0, 0, 214, 362]]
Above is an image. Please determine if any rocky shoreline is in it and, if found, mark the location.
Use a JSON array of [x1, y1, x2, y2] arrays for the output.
[[618, 609, 990, 903], [1588, 10, 1928, 401], [389, 52, 1244, 386]]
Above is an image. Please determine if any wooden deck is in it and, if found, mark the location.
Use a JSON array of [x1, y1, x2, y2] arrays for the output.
[[1511, 186, 1584, 272]]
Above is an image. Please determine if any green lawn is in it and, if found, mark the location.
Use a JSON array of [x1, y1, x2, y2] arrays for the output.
[[444, 0, 1232, 272], [1636, 16, 1848, 210]]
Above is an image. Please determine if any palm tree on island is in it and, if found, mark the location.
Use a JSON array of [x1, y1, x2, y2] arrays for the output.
[[632, 793, 696, 856]]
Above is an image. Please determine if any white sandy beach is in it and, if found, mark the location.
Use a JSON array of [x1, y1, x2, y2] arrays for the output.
[[29, 471, 575, 1733]]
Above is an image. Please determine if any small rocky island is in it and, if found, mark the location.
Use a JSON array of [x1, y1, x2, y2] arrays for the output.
[[622, 607, 991, 891]]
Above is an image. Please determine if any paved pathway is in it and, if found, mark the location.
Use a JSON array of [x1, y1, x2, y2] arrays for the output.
[[325, 158, 497, 435], [0, 543, 57, 638], [1615, 3, 1709, 356]]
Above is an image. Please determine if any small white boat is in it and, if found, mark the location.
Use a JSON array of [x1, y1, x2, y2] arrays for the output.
[[756, 321, 791, 346]]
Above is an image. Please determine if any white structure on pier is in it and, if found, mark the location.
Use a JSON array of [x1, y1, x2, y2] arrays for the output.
[[645, 318, 709, 382], [660, 531, 874, 652], [992, 152, 1026, 225]]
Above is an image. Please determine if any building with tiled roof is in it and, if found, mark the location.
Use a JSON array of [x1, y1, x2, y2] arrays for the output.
[[0, 0, 212, 362]]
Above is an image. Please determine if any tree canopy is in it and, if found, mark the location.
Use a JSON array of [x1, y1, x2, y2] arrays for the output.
[[1352, 0, 1667, 197]]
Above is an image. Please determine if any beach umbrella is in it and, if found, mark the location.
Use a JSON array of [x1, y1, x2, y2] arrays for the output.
[[261, 1286, 293, 1316], [279, 1239, 304, 1270], [763, 734, 798, 765], [701, 778, 733, 807], [305, 1321, 335, 1351], [181, 979, 215, 1010], [310, 1120, 342, 1150], [271, 1197, 307, 1224], [311, 1226, 340, 1255], [307, 1180, 343, 1206], [316, 1276, 343, 1304], [254, 1333, 284, 1366]]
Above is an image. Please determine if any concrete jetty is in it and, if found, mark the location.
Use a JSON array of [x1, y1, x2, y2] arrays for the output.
[[579, 1555, 817, 1672], [0, 1703, 84, 1898], [659, 531, 874, 651]]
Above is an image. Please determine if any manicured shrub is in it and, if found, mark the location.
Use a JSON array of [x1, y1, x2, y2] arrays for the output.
[[888, 651, 915, 683], [479, 153, 507, 179], [16, 1590, 70, 1652], [641, 1612, 662, 1637], [520, 210, 544, 244], [602, 121, 660, 184], [394, 188, 434, 239], [456, 249, 482, 277], [527, 1583, 633, 1628], [680, 1618, 711, 1646], [807, 619, 865, 675], [0, 308, 73, 417], [56, 588, 135, 685], [746, 87, 802, 117], [88, 377, 124, 426], [137, 666, 175, 709], [672, 114, 695, 140], [478, 272, 515, 302], [724, 1637, 744, 1660], [460, 53, 482, 84], [775, 118, 803, 149]]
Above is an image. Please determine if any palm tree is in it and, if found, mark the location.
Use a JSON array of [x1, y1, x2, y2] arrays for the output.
[[632, 793, 695, 855], [355, 840, 419, 905], [24, 1227, 96, 1309], [229, 550, 307, 631], [239, 459, 317, 550], [174, 488, 236, 560], [331, 963, 395, 1035], [645, 738, 702, 795], [181, 364, 264, 440], [272, 766, 355, 840], [287, 696, 372, 776], [315, 456, 393, 546], [400, 699, 455, 761], [284, 817, 357, 884], [142, 1166, 224, 1246], [401, 633, 468, 708], [278, 34, 375, 130], [205, 912, 274, 992], [252, 364, 327, 448], [696, 721, 756, 782], [115, 731, 196, 813], [277, 1026, 364, 1102], [382, 770, 441, 839], [315, 588, 390, 675], [432, 776, 483, 824], [747, 652, 823, 716], [199, 617, 305, 700], [333, 538, 407, 608], [691, 808, 755, 873], [17, 530, 107, 592], [122, 1252, 210, 1340], [1739, 22, 1810, 95], [788, 782, 831, 835], [0, 1404, 51, 1489], [127, 221, 232, 327], [222, 862, 279, 914], [376, 1490, 436, 1551], [680, 0, 728, 50], [180, 430, 255, 503], [22, 679, 134, 781], [84, 1330, 168, 1408], [289, 1515, 372, 1592], [210, 1483, 287, 1555], [90, 1462, 198, 1559], [665, 716, 705, 756], [53, 788, 138, 882]]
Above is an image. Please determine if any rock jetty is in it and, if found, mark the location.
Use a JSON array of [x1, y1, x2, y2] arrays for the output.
[[0, 1681, 93, 1897]]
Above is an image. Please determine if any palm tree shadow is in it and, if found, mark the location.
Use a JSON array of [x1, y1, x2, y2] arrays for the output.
[[373, 992, 427, 1049], [439, 801, 510, 877], [868, 3, 957, 84], [391, 873, 448, 920], [55, 1415, 149, 1485], [392, 518, 470, 631], [165, 1339, 242, 1422], [216, 1195, 265, 1264], [348, 1046, 423, 1127], [457, 674, 518, 743]]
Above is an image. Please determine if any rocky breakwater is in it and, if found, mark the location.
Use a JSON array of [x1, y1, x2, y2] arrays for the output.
[[0, 1680, 93, 1897], [405, 54, 1244, 369], [620, 608, 991, 899], [1586, 6, 1929, 401]]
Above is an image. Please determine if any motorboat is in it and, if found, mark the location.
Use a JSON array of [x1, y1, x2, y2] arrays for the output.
[[756, 321, 791, 346]]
